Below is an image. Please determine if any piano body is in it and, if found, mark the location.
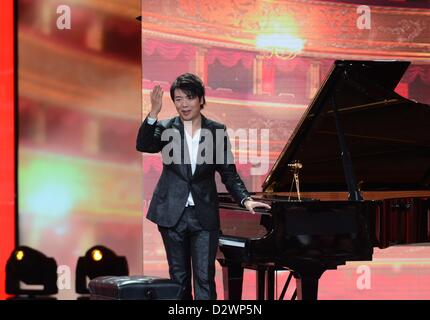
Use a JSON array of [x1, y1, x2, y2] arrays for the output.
[[217, 60, 430, 300]]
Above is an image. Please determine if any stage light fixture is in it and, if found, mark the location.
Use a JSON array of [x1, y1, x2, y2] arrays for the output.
[[75, 245, 129, 294], [91, 249, 103, 262], [6, 246, 58, 296]]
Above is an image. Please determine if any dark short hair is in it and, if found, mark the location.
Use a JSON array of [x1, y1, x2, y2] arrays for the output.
[[170, 73, 206, 109]]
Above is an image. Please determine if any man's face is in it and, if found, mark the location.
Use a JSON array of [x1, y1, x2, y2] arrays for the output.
[[173, 89, 202, 122]]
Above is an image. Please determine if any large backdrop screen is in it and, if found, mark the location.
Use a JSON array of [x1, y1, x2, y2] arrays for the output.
[[140, 0, 430, 300]]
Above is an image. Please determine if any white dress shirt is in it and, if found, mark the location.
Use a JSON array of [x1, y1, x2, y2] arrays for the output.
[[147, 116, 200, 207]]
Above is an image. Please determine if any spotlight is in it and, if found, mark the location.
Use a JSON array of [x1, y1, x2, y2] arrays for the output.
[[75, 245, 128, 294], [6, 246, 58, 296]]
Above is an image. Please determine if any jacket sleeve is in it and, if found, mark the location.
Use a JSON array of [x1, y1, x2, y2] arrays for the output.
[[215, 125, 251, 206], [136, 116, 165, 153]]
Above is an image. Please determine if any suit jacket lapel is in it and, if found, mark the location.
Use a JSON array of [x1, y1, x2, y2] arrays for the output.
[[172, 117, 192, 181]]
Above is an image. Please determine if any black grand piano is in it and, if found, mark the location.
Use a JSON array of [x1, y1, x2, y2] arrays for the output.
[[216, 60, 430, 300]]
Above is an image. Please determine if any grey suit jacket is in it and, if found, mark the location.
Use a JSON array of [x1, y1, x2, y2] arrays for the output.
[[136, 114, 250, 230]]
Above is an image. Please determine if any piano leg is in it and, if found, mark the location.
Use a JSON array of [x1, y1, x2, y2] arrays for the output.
[[267, 267, 275, 300], [293, 266, 327, 300], [256, 267, 265, 299], [220, 260, 244, 300], [256, 265, 276, 300], [284, 258, 329, 300], [294, 274, 320, 300]]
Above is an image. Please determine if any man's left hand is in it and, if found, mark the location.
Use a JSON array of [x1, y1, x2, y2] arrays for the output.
[[244, 199, 271, 214]]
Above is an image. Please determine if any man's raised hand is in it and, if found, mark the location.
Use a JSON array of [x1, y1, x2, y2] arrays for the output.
[[149, 85, 163, 118]]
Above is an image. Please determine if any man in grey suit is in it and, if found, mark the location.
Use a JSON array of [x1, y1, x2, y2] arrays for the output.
[[136, 73, 270, 300]]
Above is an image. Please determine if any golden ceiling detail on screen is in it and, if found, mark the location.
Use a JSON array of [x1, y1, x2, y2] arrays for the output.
[[142, 0, 430, 61]]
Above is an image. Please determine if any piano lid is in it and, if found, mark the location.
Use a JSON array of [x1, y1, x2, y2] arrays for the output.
[[262, 60, 430, 193]]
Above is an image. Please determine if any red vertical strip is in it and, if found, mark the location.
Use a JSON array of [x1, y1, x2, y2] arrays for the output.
[[262, 59, 275, 95], [0, 0, 16, 299]]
